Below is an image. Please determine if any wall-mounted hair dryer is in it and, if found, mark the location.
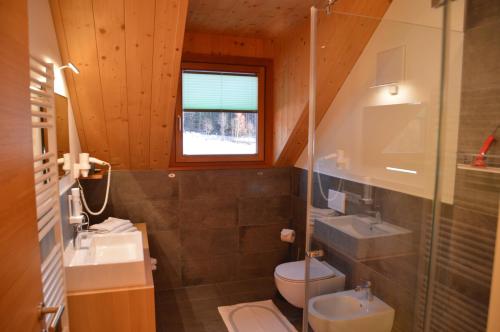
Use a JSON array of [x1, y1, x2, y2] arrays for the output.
[[72, 153, 112, 216], [74, 152, 110, 178]]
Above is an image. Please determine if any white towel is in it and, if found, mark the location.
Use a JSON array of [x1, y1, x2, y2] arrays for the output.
[[111, 223, 136, 233], [90, 217, 132, 232]]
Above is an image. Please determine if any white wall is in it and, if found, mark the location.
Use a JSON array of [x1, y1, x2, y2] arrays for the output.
[[28, 0, 82, 195], [296, 0, 464, 203]]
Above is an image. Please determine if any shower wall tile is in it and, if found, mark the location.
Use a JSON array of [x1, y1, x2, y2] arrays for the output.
[[459, 18, 500, 159], [112, 199, 179, 232], [182, 254, 238, 285], [235, 249, 289, 280], [238, 195, 291, 226], [239, 223, 290, 254], [465, 0, 500, 30], [240, 167, 291, 197], [181, 228, 239, 260], [148, 230, 182, 290], [178, 169, 243, 200], [180, 198, 238, 229], [110, 170, 179, 201], [81, 168, 292, 290]]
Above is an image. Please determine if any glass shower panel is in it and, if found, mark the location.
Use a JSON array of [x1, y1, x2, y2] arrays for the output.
[[302, 1, 458, 331], [425, 0, 500, 331]]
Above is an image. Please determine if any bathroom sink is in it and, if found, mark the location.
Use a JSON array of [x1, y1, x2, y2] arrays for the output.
[[314, 215, 413, 260], [64, 231, 146, 292], [308, 290, 395, 332], [323, 215, 410, 239]]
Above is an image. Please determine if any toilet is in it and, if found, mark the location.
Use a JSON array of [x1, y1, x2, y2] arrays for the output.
[[274, 258, 345, 308]]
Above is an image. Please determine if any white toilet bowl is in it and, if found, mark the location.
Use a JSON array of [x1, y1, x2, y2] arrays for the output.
[[274, 258, 345, 308]]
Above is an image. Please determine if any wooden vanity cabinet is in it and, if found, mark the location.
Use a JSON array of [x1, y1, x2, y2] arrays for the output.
[[67, 224, 156, 332]]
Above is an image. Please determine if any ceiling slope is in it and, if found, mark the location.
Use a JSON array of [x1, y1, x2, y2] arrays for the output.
[[273, 0, 392, 166], [50, 0, 188, 169]]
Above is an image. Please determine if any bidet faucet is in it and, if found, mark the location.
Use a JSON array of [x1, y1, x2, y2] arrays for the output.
[[355, 280, 374, 301]]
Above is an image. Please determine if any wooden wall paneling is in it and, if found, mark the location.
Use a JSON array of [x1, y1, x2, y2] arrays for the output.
[[49, 0, 88, 152], [273, 0, 391, 166], [56, 0, 110, 161], [272, 23, 309, 160], [124, 0, 155, 169], [183, 31, 275, 58], [92, 0, 130, 168], [0, 1, 43, 331], [149, 0, 189, 169]]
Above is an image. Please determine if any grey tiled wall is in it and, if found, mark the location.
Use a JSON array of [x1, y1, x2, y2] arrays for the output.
[[80, 168, 292, 291]]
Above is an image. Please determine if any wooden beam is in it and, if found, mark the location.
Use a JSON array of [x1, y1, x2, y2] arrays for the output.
[[149, 0, 189, 169], [273, 0, 391, 166], [52, 0, 111, 162], [124, 0, 155, 169], [92, 0, 131, 168]]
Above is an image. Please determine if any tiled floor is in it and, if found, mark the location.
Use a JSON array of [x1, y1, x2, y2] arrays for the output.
[[155, 277, 303, 332]]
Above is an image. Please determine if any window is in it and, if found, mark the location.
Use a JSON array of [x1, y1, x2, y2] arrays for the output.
[[175, 58, 271, 165]]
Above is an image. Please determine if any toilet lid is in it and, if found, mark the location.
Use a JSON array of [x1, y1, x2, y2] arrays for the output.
[[275, 259, 335, 282]]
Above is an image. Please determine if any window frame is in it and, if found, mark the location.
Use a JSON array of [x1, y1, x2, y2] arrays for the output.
[[173, 54, 273, 167]]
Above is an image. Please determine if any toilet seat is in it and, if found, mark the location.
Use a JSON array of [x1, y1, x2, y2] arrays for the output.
[[274, 258, 346, 308], [275, 259, 335, 283]]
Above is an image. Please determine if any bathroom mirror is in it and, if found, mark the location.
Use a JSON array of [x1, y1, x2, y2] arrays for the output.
[[55, 94, 70, 177]]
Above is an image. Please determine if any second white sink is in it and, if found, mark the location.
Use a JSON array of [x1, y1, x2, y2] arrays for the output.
[[314, 215, 413, 259], [65, 231, 146, 292]]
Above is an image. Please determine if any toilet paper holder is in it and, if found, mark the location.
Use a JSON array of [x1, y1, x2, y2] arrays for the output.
[[306, 249, 325, 258]]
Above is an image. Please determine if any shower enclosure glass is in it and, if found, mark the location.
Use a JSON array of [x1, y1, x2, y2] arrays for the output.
[[299, 0, 498, 331]]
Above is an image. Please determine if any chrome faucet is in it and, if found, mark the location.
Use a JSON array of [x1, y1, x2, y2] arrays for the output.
[[72, 224, 92, 249], [372, 211, 382, 223], [72, 224, 82, 249], [355, 280, 374, 301]]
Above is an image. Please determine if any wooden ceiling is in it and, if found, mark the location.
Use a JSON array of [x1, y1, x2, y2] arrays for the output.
[[186, 0, 316, 37], [49, 0, 188, 169], [49, 0, 392, 169]]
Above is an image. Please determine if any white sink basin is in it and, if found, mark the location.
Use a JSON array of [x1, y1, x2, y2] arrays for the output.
[[324, 215, 410, 239], [64, 231, 146, 292], [308, 290, 395, 332], [314, 215, 413, 259]]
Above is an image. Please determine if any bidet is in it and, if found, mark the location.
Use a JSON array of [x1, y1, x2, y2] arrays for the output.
[[308, 289, 395, 332]]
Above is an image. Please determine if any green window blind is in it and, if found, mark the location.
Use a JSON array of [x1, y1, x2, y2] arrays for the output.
[[182, 71, 258, 111]]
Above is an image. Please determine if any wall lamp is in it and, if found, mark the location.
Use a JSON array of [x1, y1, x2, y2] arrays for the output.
[[59, 62, 80, 74]]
